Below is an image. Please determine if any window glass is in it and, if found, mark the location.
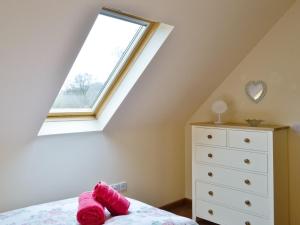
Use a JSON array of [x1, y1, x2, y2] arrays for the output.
[[50, 12, 148, 113]]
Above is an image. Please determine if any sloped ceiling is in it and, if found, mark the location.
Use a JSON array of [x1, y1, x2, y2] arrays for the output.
[[0, 0, 294, 144]]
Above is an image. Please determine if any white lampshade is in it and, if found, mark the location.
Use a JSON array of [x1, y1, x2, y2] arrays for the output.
[[211, 100, 228, 124]]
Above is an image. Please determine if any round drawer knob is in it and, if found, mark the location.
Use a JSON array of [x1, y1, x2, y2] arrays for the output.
[[207, 135, 213, 139], [245, 221, 251, 225], [244, 179, 251, 185], [208, 153, 213, 158], [244, 138, 251, 143], [245, 200, 251, 206], [208, 172, 213, 177], [208, 191, 214, 196], [244, 159, 251, 164], [208, 209, 213, 215]]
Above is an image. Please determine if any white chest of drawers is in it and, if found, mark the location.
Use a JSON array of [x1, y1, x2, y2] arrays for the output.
[[192, 123, 289, 225]]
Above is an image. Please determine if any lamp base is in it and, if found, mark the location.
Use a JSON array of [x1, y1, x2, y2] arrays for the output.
[[214, 121, 225, 124], [214, 113, 225, 124]]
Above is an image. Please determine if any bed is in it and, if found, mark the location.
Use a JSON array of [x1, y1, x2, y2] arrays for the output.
[[0, 197, 198, 225]]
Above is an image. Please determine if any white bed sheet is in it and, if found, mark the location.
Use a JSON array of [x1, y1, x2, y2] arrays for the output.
[[0, 197, 198, 225]]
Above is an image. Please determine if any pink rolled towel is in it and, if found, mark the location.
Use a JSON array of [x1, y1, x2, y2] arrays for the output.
[[77, 192, 105, 225], [93, 182, 130, 216]]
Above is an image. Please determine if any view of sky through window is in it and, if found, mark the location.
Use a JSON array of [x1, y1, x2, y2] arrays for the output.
[[50, 12, 147, 112]]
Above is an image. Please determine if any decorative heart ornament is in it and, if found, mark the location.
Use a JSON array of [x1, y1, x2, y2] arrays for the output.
[[245, 80, 267, 103]]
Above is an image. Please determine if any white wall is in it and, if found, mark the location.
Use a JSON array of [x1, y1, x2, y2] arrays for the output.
[[0, 123, 185, 212], [0, 0, 186, 212], [186, 1, 300, 224]]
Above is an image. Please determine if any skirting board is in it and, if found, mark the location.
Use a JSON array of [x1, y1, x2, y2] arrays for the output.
[[160, 198, 192, 210]]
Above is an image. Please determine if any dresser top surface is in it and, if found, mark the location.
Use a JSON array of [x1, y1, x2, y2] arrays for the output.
[[190, 122, 289, 131]]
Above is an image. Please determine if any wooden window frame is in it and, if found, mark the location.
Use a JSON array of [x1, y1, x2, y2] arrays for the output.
[[47, 8, 158, 120]]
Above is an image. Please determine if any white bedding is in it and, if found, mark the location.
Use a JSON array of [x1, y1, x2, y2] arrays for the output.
[[0, 197, 197, 225]]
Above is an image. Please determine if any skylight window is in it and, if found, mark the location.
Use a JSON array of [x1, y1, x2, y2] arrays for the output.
[[49, 9, 150, 117], [39, 10, 174, 135]]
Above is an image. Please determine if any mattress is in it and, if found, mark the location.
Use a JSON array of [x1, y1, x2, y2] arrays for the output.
[[0, 197, 198, 225]]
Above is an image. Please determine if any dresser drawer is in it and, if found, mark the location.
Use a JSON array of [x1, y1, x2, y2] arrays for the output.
[[193, 164, 268, 195], [195, 182, 269, 217], [196, 200, 270, 225], [193, 127, 226, 147], [194, 146, 268, 173], [228, 130, 268, 151]]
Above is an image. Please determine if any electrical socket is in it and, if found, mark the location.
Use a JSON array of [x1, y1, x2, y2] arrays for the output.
[[119, 182, 127, 192], [110, 182, 127, 193], [110, 183, 119, 191]]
